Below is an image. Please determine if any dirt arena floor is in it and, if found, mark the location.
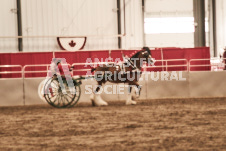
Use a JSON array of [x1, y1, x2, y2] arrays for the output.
[[0, 98, 226, 151]]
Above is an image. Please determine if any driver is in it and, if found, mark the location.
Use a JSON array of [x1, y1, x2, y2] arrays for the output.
[[54, 59, 73, 78], [49, 58, 81, 86]]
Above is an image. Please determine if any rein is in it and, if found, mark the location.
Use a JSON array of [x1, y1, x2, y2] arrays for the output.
[[121, 48, 151, 72], [122, 53, 137, 71]]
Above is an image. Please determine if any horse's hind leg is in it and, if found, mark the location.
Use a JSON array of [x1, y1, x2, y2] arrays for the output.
[[90, 81, 108, 106]]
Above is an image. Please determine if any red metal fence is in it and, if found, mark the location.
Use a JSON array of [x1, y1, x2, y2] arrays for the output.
[[0, 47, 211, 78]]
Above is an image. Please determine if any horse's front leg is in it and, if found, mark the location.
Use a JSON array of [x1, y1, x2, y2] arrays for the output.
[[126, 83, 138, 105], [133, 82, 142, 99], [90, 81, 108, 106]]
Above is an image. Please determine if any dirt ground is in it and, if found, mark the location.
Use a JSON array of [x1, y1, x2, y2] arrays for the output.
[[0, 98, 226, 151]]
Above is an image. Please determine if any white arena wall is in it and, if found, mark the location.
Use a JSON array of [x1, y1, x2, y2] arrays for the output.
[[1, 0, 226, 56], [0, 78, 24, 106], [0, 0, 143, 52], [0, 71, 226, 107]]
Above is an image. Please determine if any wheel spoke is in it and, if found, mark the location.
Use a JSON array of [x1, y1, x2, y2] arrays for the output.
[[52, 94, 59, 104], [61, 95, 69, 106], [56, 95, 61, 106], [66, 93, 74, 99], [51, 80, 59, 89], [62, 95, 70, 103]]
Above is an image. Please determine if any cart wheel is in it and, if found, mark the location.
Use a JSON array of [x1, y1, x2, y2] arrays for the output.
[[43, 78, 80, 108], [66, 83, 81, 108]]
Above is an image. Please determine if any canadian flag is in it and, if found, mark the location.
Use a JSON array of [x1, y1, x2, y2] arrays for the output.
[[57, 37, 87, 51]]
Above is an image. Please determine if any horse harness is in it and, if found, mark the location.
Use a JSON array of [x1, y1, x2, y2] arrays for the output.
[[116, 57, 138, 74]]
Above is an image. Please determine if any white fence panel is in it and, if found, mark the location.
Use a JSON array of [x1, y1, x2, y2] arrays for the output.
[[189, 71, 226, 98], [146, 71, 190, 99], [0, 79, 24, 106]]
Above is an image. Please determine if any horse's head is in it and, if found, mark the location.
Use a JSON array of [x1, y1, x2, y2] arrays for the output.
[[140, 47, 151, 61], [130, 47, 155, 69], [140, 47, 155, 65]]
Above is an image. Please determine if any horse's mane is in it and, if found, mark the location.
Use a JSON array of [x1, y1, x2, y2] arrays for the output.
[[130, 47, 151, 59], [130, 51, 141, 59]]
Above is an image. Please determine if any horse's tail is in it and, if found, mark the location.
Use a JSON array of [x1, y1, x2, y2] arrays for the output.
[[91, 67, 96, 73]]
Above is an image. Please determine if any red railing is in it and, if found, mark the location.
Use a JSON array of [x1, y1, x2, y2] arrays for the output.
[[0, 47, 212, 78], [0, 58, 216, 79]]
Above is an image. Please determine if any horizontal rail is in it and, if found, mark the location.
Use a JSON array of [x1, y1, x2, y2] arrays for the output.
[[22, 64, 50, 78], [0, 34, 125, 39], [0, 65, 23, 68], [145, 65, 188, 68], [0, 65, 23, 78], [189, 58, 214, 71], [0, 71, 23, 74], [190, 64, 212, 67], [157, 59, 188, 61], [23, 70, 49, 74], [145, 59, 188, 71], [22, 63, 76, 77], [72, 62, 115, 67], [0, 65, 22, 68], [73, 69, 90, 72], [189, 59, 212, 62]]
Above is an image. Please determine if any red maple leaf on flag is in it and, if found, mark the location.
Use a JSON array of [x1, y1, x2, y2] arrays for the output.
[[69, 40, 76, 47]]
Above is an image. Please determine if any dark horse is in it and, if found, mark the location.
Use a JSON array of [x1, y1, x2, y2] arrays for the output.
[[90, 47, 153, 106]]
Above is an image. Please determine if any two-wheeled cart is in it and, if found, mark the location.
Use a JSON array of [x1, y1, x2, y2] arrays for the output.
[[43, 76, 86, 108]]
